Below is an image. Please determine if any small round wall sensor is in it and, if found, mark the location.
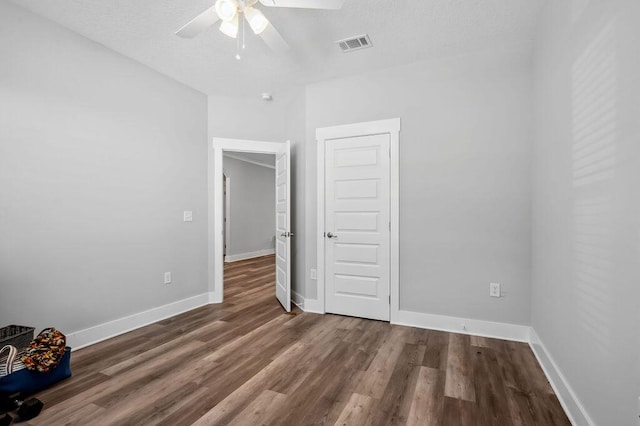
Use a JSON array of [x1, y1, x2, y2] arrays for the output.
[[261, 93, 273, 101]]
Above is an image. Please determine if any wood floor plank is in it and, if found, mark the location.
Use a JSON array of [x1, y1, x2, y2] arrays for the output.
[[31, 350, 215, 424], [227, 390, 287, 426], [356, 326, 411, 399], [320, 376, 368, 426], [407, 366, 445, 426], [273, 340, 361, 425], [100, 338, 206, 377], [442, 396, 477, 426], [43, 403, 106, 426], [422, 329, 449, 370], [191, 342, 309, 426], [92, 382, 202, 426], [334, 393, 376, 426], [473, 346, 514, 425], [370, 342, 426, 425], [143, 386, 213, 426], [203, 315, 292, 363], [26, 254, 570, 426], [444, 333, 476, 402], [30, 371, 111, 409], [507, 340, 555, 395]]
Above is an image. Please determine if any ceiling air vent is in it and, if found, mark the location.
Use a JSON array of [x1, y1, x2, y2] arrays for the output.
[[336, 34, 372, 53]]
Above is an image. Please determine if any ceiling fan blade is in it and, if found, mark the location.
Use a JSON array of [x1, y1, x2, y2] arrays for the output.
[[259, 23, 290, 54], [175, 7, 220, 38], [259, 0, 345, 10]]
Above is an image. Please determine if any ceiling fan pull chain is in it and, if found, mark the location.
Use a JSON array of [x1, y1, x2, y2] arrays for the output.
[[235, 18, 241, 60]]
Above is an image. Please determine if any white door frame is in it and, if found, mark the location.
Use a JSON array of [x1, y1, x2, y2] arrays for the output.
[[209, 137, 287, 303], [316, 118, 401, 321], [223, 175, 231, 261]]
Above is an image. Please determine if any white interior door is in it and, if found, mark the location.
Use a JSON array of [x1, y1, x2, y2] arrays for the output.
[[223, 175, 229, 258], [325, 134, 390, 321], [275, 141, 291, 312]]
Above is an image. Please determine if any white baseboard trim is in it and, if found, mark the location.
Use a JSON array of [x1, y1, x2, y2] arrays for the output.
[[291, 290, 305, 309], [299, 297, 323, 314], [208, 291, 222, 304], [529, 328, 594, 426], [392, 309, 530, 342], [67, 292, 212, 351], [224, 248, 275, 263]]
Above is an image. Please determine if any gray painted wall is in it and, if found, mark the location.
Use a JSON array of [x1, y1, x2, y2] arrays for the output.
[[223, 155, 275, 257], [208, 92, 306, 297], [285, 88, 307, 300], [304, 48, 534, 325], [532, 1, 640, 424], [208, 95, 286, 143], [0, 2, 208, 333]]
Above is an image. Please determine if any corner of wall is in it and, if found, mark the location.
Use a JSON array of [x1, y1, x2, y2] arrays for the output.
[[528, 329, 595, 426]]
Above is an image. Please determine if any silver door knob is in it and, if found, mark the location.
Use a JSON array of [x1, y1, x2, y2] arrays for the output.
[[280, 232, 294, 237], [326, 232, 338, 239]]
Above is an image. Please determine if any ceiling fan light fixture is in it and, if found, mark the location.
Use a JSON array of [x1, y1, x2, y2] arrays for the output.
[[244, 7, 269, 35], [215, 0, 238, 22], [219, 14, 239, 38]]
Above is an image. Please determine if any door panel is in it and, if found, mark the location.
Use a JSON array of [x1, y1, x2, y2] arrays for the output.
[[275, 141, 291, 312], [223, 175, 227, 257], [325, 134, 390, 321]]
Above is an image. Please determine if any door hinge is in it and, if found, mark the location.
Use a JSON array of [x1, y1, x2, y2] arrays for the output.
[[389, 221, 391, 231], [389, 295, 391, 305]]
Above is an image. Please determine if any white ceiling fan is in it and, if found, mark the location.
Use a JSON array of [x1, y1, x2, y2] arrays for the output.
[[176, 0, 345, 56]]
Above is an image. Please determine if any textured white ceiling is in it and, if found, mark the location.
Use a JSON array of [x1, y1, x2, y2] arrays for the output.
[[9, 0, 545, 98]]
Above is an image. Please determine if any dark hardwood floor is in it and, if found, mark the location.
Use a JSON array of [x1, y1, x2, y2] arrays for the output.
[[26, 254, 570, 425]]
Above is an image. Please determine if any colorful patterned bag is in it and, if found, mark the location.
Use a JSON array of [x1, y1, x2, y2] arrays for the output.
[[20, 328, 67, 373], [0, 348, 72, 394]]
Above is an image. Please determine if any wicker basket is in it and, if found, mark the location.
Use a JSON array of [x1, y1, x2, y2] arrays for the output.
[[0, 325, 35, 350]]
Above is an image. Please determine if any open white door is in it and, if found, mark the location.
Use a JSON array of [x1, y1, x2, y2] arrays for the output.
[[275, 141, 291, 312]]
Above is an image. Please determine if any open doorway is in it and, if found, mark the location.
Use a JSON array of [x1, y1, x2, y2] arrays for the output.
[[222, 151, 277, 303], [210, 138, 292, 312]]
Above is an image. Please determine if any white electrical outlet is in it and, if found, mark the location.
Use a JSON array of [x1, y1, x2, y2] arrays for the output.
[[164, 272, 172, 284], [183, 211, 193, 222], [310, 268, 317, 280], [490, 282, 501, 297]]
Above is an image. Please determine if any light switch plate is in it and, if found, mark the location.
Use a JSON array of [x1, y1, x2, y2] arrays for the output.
[[490, 282, 501, 298], [310, 268, 317, 280], [164, 272, 172, 284], [183, 211, 193, 222]]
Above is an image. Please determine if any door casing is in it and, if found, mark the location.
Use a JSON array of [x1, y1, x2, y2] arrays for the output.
[[316, 118, 401, 322], [209, 137, 290, 303], [223, 174, 230, 260]]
